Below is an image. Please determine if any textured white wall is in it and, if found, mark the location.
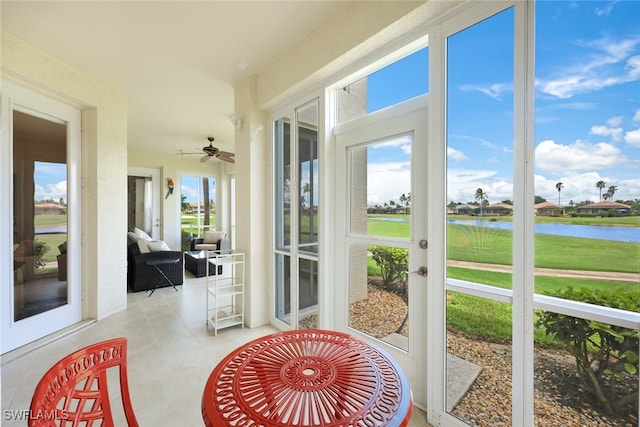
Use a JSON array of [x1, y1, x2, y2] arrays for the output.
[[234, 76, 270, 328], [2, 31, 128, 320]]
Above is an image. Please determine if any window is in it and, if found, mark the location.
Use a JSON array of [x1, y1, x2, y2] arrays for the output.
[[439, 2, 638, 425], [533, 1, 639, 423], [180, 175, 216, 250], [337, 47, 428, 124], [445, 7, 515, 424]]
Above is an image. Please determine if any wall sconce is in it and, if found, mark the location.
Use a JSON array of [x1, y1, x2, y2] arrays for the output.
[[229, 114, 243, 130]]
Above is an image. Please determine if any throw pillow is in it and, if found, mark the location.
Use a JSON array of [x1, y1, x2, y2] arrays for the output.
[[134, 227, 152, 241], [203, 230, 226, 244], [147, 240, 171, 252]]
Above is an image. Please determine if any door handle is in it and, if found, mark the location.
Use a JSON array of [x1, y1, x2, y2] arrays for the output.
[[406, 266, 428, 277]]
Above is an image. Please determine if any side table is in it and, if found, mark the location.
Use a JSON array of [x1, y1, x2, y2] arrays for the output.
[[184, 250, 222, 277]]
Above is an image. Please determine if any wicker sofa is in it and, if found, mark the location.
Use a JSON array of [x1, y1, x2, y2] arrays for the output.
[[127, 232, 184, 292]]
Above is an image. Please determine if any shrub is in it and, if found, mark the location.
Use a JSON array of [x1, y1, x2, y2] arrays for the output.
[[536, 287, 639, 415], [33, 240, 51, 270], [370, 246, 408, 299]]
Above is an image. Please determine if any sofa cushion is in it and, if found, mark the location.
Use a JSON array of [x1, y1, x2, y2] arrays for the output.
[[147, 240, 171, 252], [136, 238, 150, 254], [134, 227, 152, 241], [203, 230, 226, 244], [194, 243, 218, 250]]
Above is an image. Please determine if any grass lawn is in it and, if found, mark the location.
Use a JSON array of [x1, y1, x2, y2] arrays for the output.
[[368, 215, 638, 273], [180, 213, 216, 237], [447, 224, 638, 273], [364, 214, 638, 344], [35, 234, 68, 264], [34, 214, 67, 227]]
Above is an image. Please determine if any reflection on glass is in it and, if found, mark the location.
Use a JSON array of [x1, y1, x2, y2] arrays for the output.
[[275, 116, 291, 251], [298, 258, 318, 329], [274, 254, 291, 325], [446, 291, 513, 425], [127, 175, 153, 236], [13, 111, 68, 321], [348, 243, 409, 351], [349, 134, 412, 239], [297, 103, 318, 255]]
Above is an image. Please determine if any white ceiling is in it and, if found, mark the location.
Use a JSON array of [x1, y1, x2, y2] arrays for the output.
[[1, 1, 346, 156]]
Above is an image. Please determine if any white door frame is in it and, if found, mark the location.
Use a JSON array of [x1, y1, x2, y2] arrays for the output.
[[1, 80, 83, 354], [333, 95, 429, 408]]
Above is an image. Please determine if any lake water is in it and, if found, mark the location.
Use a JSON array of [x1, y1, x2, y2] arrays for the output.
[[446, 219, 639, 243], [370, 216, 639, 243]]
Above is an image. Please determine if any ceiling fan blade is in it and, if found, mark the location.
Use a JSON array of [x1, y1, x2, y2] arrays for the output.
[[200, 155, 212, 163], [217, 154, 235, 164], [217, 150, 235, 157]]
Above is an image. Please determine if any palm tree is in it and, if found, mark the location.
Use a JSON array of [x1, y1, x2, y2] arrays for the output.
[[399, 193, 408, 213], [202, 178, 210, 230], [607, 185, 618, 201], [596, 180, 606, 202], [555, 182, 563, 206], [474, 188, 487, 218]]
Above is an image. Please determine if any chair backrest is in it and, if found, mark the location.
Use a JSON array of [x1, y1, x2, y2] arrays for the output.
[[29, 338, 139, 427]]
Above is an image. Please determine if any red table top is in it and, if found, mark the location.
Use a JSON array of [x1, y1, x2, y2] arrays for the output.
[[202, 329, 412, 427]]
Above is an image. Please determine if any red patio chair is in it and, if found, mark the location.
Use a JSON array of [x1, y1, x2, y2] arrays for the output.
[[29, 337, 139, 426]]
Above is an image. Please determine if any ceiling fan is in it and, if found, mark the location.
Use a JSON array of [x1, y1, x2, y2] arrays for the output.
[[180, 137, 235, 163]]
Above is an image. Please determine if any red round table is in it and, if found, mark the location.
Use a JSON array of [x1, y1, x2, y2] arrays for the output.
[[202, 329, 412, 426]]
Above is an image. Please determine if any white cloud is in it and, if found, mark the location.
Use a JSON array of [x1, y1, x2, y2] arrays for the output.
[[180, 184, 199, 201], [624, 128, 640, 147], [535, 139, 625, 172], [595, 1, 617, 16], [447, 147, 467, 160], [449, 134, 497, 149], [632, 109, 640, 122], [446, 169, 513, 203], [537, 36, 640, 99], [590, 116, 623, 140], [459, 83, 512, 100], [626, 55, 640, 79], [34, 181, 67, 202], [535, 171, 639, 203], [367, 162, 410, 206], [372, 135, 412, 149]]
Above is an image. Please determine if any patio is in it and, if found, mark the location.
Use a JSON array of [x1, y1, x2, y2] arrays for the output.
[[1, 274, 430, 426]]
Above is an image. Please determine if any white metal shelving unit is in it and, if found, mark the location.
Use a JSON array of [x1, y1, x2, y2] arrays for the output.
[[206, 251, 244, 335]]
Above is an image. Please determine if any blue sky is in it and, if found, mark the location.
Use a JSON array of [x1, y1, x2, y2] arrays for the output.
[[366, 0, 639, 207], [181, 176, 216, 205], [34, 162, 67, 203]]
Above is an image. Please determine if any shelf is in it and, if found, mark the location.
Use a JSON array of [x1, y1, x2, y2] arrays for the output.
[[207, 284, 243, 297], [206, 251, 244, 336]]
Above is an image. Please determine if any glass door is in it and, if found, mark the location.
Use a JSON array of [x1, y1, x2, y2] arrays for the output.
[[334, 100, 428, 407], [273, 100, 320, 330], [180, 175, 217, 250], [2, 81, 82, 353]]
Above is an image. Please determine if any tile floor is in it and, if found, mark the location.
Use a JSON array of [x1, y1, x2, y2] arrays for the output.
[[2, 274, 430, 426]]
